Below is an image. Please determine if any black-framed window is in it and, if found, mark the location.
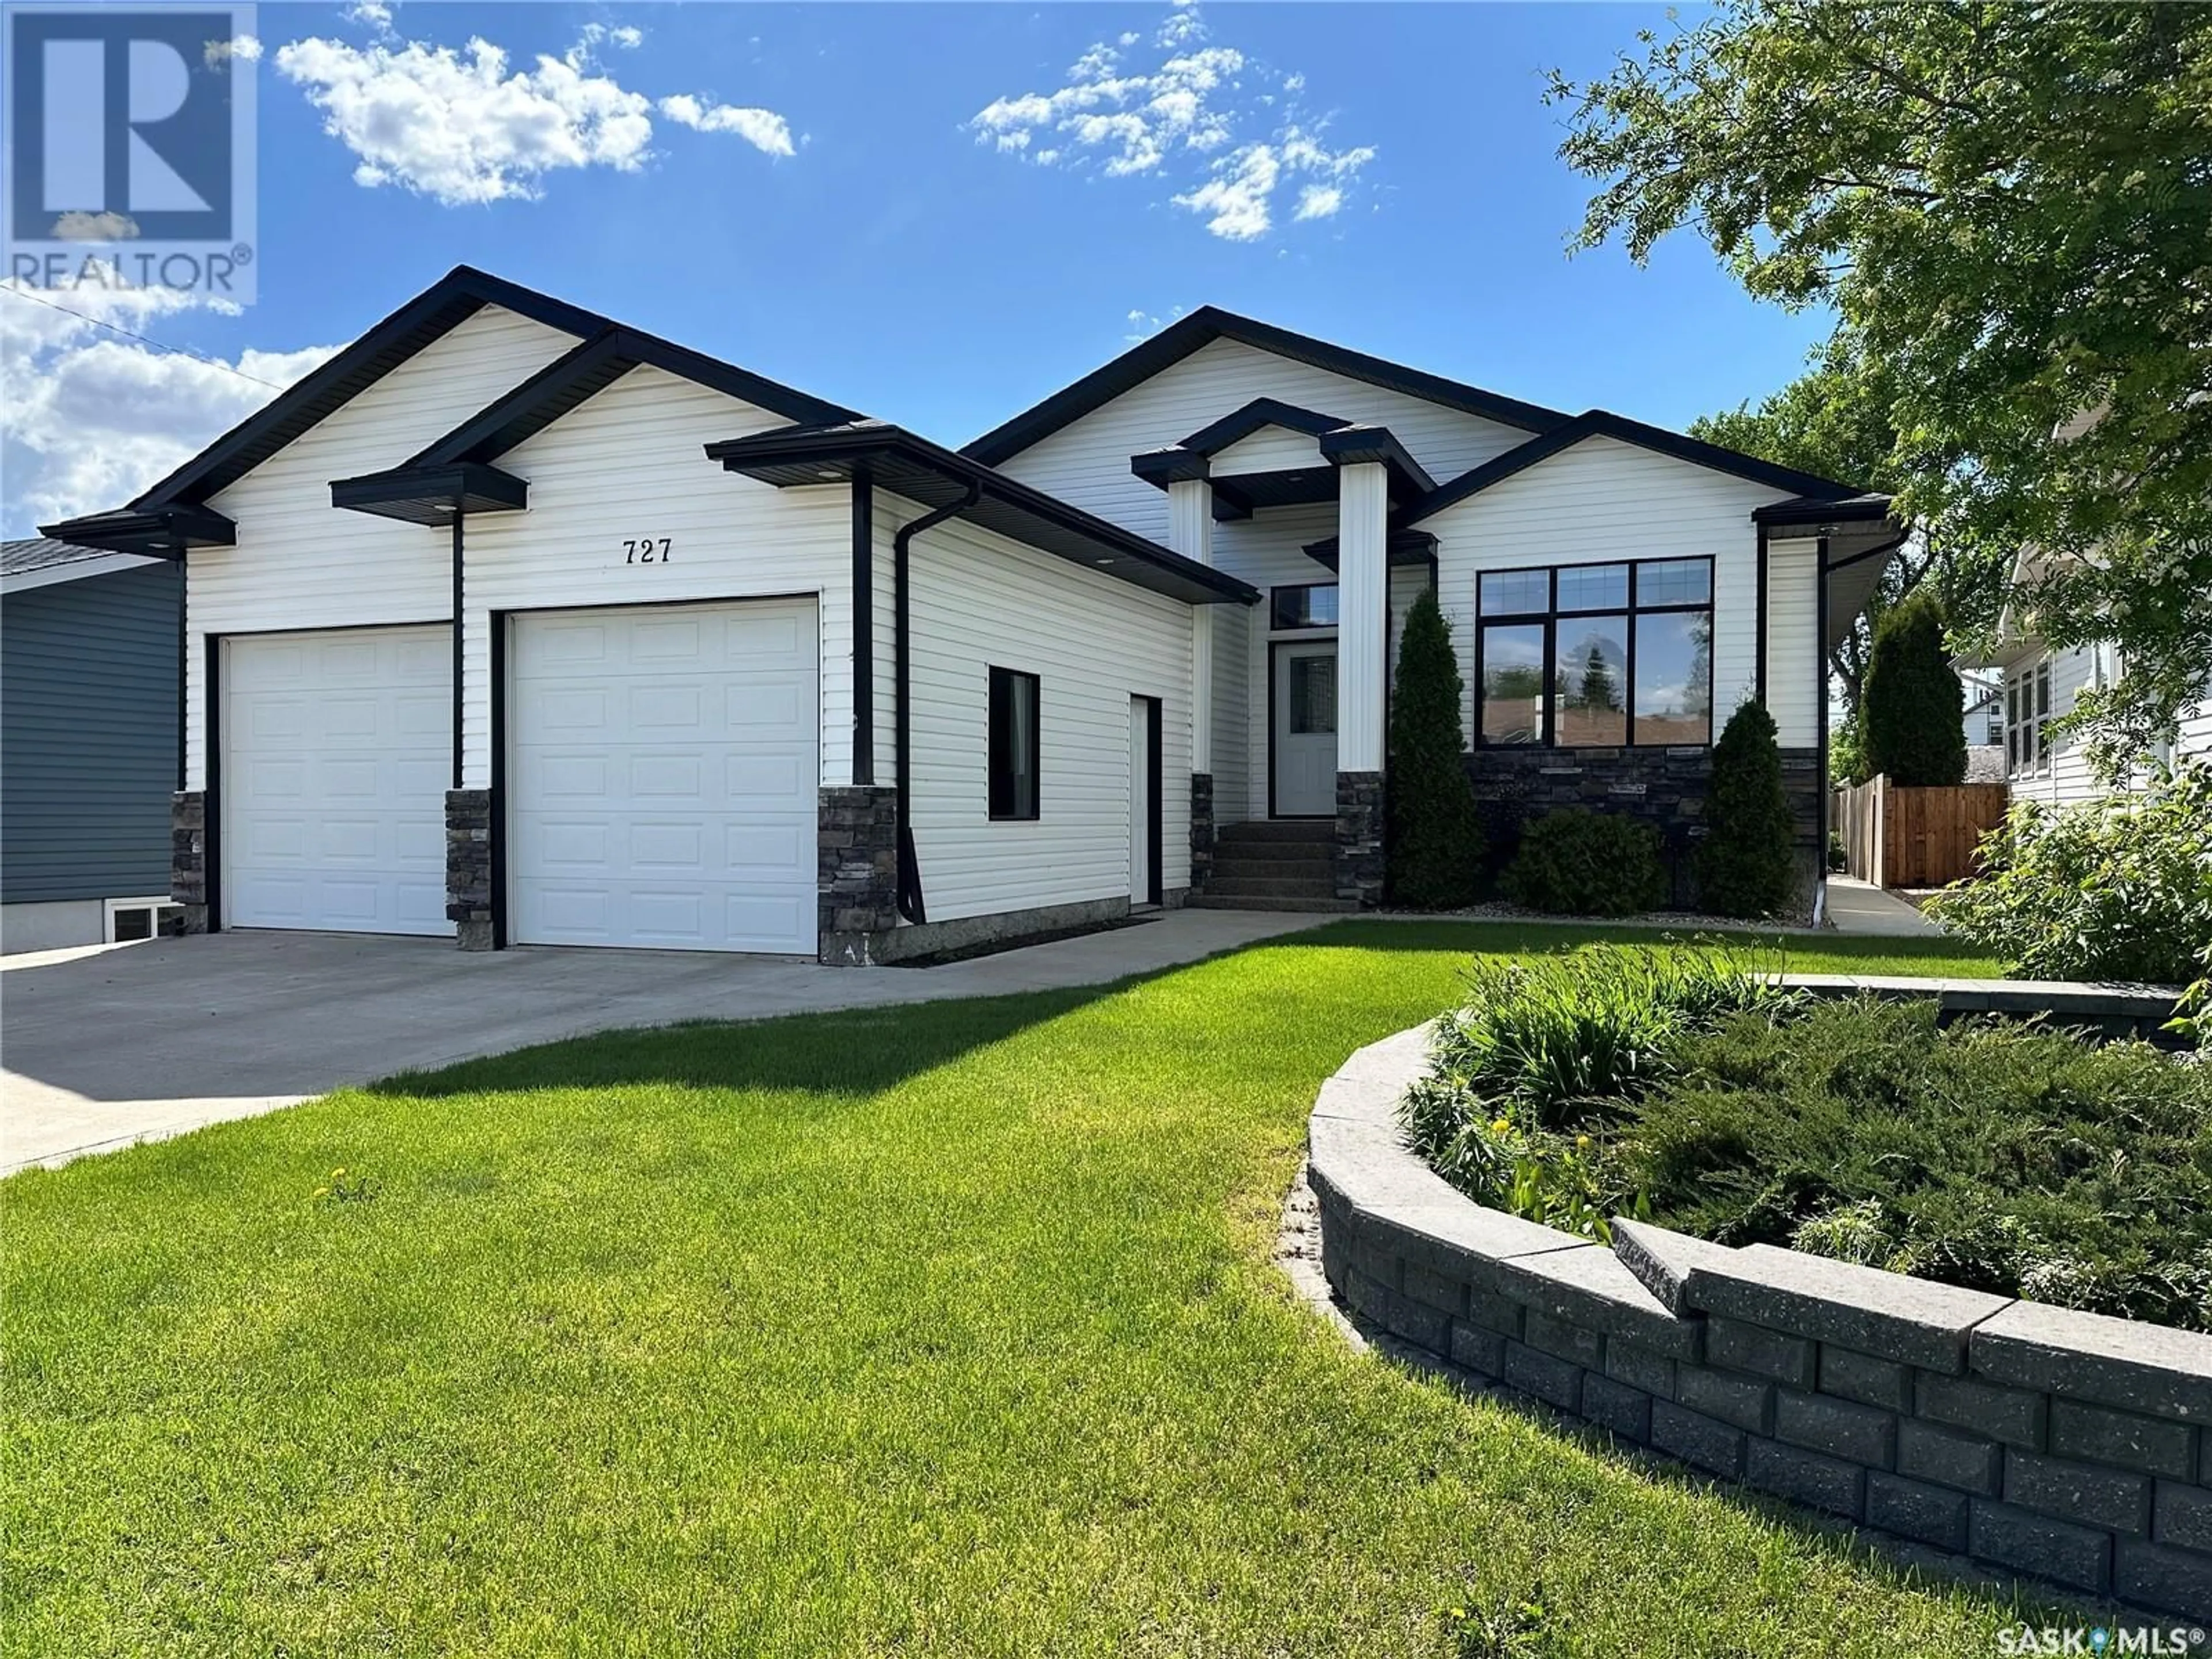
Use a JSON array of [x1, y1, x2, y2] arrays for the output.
[[2006, 658, 2052, 775], [1474, 557, 1714, 747], [988, 666, 1040, 820], [1270, 583, 1339, 630]]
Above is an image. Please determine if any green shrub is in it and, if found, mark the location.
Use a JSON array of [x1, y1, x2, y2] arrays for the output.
[[1386, 589, 1483, 907], [1862, 594, 1966, 786], [1923, 759, 2212, 985], [1502, 808, 1665, 916], [1698, 700, 1797, 918], [1624, 998, 2212, 1330]]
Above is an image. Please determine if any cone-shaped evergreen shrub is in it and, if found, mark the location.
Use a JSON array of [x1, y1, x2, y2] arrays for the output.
[[1387, 588, 1483, 906], [1862, 594, 1967, 785], [1698, 699, 1797, 918]]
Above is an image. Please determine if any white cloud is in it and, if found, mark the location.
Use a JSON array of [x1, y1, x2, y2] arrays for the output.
[[658, 94, 794, 158], [1123, 304, 1188, 343], [969, 7, 1374, 243], [343, 1, 394, 36], [271, 25, 794, 205], [1, 267, 340, 535], [203, 33, 262, 67]]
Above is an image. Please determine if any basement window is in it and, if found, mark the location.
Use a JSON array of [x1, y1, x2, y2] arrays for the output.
[[988, 666, 1040, 821]]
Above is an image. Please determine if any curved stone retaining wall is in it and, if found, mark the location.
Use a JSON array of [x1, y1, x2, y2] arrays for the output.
[[1308, 1027, 2212, 1620]]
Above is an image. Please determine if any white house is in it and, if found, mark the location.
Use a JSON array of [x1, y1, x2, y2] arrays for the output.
[[47, 268, 1897, 960]]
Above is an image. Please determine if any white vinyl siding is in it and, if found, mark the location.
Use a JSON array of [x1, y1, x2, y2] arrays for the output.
[[1210, 425, 1325, 474], [1764, 536, 1822, 747], [1218, 504, 1338, 821], [1421, 435, 1801, 746], [2006, 645, 2102, 806], [185, 305, 579, 789], [460, 364, 853, 789], [993, 336, 1533, 544], [881, 503, 1194, 920]]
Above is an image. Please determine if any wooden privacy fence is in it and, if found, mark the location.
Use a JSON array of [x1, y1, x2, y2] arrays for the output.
[[1832, 777, 2010, 888]]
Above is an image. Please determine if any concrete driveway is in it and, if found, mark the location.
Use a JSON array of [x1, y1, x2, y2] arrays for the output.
[[1, 910, 1332, 1173]]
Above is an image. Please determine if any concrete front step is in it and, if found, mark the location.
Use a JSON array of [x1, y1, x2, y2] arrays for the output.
[[1202, 874, 1340, 900], [1210, 850, 1334, 875], [1187, 893, 1360, 914], [1217, 821, 1336, 845]]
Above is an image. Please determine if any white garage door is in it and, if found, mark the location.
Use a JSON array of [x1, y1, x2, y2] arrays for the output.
[[224, 626, 452, 935], [510, 599, 819, 954]]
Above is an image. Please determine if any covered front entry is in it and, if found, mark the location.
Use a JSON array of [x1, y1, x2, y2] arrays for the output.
[[507, 597, 820, 954], [223, 624, 452, 935], [1270, 640, 1338, 817]]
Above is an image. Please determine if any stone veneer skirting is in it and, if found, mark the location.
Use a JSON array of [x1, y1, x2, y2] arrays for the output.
[[445, 789, 494, 951], [1333, 771, 1386, 908], [170, 791, 209, 935], [1308, 1025, 2212, 1620], [1190, 772, 1215, 893], [1465, 745, 1823, 918]]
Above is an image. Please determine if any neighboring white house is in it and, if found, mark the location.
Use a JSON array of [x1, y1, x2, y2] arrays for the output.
[[1960, 550, 2212, 807], [47, 268, 1898, 958]]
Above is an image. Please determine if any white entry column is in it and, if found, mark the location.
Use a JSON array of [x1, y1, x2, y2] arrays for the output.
[[1168, 476, 1214, 773], [1336, 460, 1389, 773]]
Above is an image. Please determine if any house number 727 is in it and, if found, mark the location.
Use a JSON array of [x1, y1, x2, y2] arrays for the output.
[[623, 538, 672, 564]]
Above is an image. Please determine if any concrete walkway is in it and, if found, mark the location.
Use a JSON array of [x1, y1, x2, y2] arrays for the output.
[[1824, 876, 1945, 937], [1, 909, 1334, 1173]]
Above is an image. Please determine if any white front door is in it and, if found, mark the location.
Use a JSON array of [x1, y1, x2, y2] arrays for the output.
[[1129, 696, 1153, 904], [1272, 641, 1338, 817], [509, 598, 819, 954], [224, 625, 452, 935]]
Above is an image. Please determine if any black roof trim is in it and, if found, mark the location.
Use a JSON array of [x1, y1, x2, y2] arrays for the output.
[[1178, 396, 1349, 456], [1753, 492, 1896, 527], [330, 462, 529, 525], [707, 421, 1257, 607], [1402, 410, 1874, 528], [405, 325, 860, 469], [962, 305, 1571, 466], [1300, 527, 1440, 574], [1319, 424, 1437, 495], [1130, 447, 1211, 487], [128, 266, 615, 510], [37, 502, 235, 558]]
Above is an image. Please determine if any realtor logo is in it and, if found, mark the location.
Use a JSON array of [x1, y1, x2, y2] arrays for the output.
[[5, 3, 259, 300]]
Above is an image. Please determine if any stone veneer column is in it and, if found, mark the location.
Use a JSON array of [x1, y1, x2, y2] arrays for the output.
[[445, 789, 494, 950], [818, 785, 897, 965], [171, 791, 209, 934], [1189, 772, 1215, 892], [1334, 771, 1386, 909]]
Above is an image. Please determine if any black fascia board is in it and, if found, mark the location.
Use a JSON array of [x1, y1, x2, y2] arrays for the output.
[[707, 422, 1257, 606], [1300, 527, 1439, 573], [128, 265, 612, 511], [1130, 448, 1211, 487], [1319, 424, 1437, 496], [1400, 410, 1876, 529], [1177, 396, 1350, 456], [37, 503, 235, 556], [1752, 493, 1896, 527], [961, 305, 1572, 466], [329, 462, 528, 519]]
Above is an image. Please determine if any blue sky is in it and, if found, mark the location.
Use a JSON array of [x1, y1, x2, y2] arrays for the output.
[[5, 3, 1834, 535]]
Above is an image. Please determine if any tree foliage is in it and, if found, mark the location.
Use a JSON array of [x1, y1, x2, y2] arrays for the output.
[[1861, 594, 1967, 786], [1698, 699, 1797, 918], [1552, 2, 2212, 770], [1386, 588, 1483, 907]]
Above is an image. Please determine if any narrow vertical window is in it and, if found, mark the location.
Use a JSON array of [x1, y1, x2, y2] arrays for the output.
[[988, 666, 1040, 820]]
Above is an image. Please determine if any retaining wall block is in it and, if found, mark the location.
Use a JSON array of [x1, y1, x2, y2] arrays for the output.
[[1972, 1301, 2212, 1426], [2154, 1482, 2212, 1553], [1523, 1309, 1604, 1372], [1581, 1374, 1652, 1444], [1969, 1501, 2114, 1596], [2116, 1539, 2212, 1621], [1650, 1402, 1746, 1480], [2004, 1452, 2153, 1536], [1499, 1236, 1703, 1361], [1691, 1243, 2009, 1374], [1746, 1438, 1867, 1522], [1502, 1340, 1584, 1412], [1868, 1472, 1971, 1553], [1449, 1321, 1505, 1381], [1915, 1370, 2048, 1452], [1706, 1317, 1816, 1389], [1603, 1341, 1677, 1403], [1819, 1344, 1912, 1413], [1775, 1388, 1897, 1469], [1897, 1419, 2005, 1497], [1676, 1366, 1774, 1436], [2051, 1399, 2198, 1480]]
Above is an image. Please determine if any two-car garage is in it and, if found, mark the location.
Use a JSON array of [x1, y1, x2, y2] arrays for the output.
[[217, 599, 820, 955]]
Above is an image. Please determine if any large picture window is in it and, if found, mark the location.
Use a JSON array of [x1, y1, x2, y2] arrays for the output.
[[1475, 558, 1714, 747], [988, 666, 1040, 820]]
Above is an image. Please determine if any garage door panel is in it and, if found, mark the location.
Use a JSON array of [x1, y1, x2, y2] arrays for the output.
[[511, 599, 818, 955], [225, 625, 452, 937]]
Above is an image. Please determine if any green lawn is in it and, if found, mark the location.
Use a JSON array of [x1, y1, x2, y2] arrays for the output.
[[6, 922, 2026, 1656]]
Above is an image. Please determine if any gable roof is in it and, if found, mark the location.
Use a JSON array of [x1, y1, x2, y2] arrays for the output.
[[1400, 409, 1876, 528], [961, 306, 1571, 467], [1, 536, 165, 594], [123, 266, 613, 512], [1179, 397, 1351, 456]]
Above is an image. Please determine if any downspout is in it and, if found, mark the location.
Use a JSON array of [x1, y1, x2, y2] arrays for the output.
[[1813, 534, 1831, 929], [893, 481, 982, 925]]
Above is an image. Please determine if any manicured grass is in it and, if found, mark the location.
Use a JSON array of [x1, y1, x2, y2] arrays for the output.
[[5, 922, 2028, 1655]]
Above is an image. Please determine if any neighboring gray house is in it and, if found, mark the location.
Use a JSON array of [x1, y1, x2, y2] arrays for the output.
[[2, 539, 182, 952]]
